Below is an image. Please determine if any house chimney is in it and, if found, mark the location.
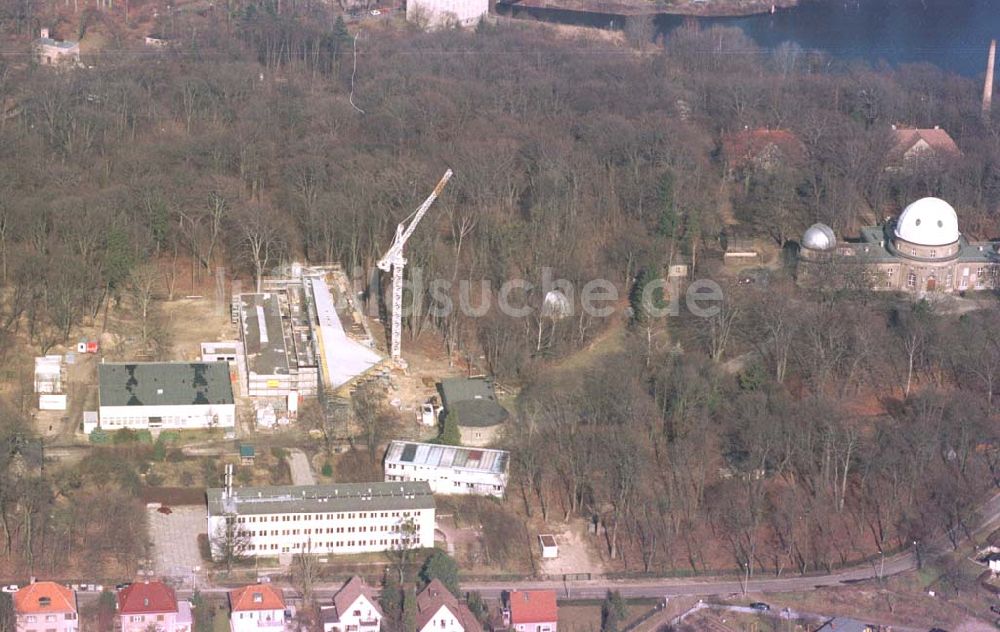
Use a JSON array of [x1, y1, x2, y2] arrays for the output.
[[39, 28, 48, 39], [983, 39, 996, 120]]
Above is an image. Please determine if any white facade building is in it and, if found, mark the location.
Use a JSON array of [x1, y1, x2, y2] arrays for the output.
[[321, 576, 383, 632], [228, 584, 287, 632], [33, 29, 80, 66], [384, 441, 509, 498], [207, 482, 435, 560], [406, 0, 488, 28], [98, 362, 236, 430]]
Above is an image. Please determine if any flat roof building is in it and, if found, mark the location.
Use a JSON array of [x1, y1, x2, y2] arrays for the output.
[[384, 440, 509, 497], [207, 481, 435, 561], [238, 291, 320, 397], [98, 362, 235, 431]]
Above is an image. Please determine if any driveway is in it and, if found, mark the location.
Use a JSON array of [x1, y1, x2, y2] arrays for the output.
[[287, 449, 316, 486]]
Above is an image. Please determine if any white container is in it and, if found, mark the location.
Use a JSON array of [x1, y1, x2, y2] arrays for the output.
[[39, 394, 67, 411]]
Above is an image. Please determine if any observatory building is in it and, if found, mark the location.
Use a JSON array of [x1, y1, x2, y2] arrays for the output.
[[797, 197, 1000, 293]]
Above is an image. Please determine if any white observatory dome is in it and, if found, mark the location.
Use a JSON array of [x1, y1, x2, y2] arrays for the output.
[[894, 197, 960, 247], [801, 223, 837, 251]]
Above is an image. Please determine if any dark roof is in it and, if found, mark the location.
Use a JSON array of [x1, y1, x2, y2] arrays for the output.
[[814, 618, 875, 632], [98, 362, 234, 407], [439, 377, 509, 428], [117, 582, 178, 615], [207, 481, 434, 516]]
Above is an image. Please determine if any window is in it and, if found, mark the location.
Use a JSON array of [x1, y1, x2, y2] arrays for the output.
[[929, 249, 936, 258], [907, 271, 916, 288]]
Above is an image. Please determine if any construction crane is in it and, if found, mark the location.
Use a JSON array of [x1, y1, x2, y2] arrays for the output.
[[376, 169, 453, 363]]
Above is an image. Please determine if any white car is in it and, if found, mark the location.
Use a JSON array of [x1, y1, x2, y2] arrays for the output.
[[370, 9, 381, 15], [2, 585, 18, 593]]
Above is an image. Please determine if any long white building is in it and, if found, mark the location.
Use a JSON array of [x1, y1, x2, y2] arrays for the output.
[[98, 362, 235, 430], [207, 482, 435, 560], [384, 441, 509, 498]]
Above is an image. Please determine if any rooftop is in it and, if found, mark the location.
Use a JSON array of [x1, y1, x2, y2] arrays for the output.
[[229, 584, 285, 612], [98, 362, 234, 407], [117, 581, 178, 615], [439, 377, 509, 428], [385, 440, 509, 475], [35, 37, 78, 49], [331, 576, 382, 622], [239, 293, 291, 377], [509, 590, 558, 624], [13, 582, 76, 615], [207, 481, 434, 516], [889, 126, 961, 162]]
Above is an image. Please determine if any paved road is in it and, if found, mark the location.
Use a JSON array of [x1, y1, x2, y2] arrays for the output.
[[65, 479, 1000, 612], [287, 449, 316, 486]]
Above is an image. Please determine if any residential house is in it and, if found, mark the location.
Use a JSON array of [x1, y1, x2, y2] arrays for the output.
[[320, 576, 383, 632], [721, 128, 805, 175], [229, 584, 286, 632], [13, 581, 78, 632], [206, 481, 435, 561], [415, 579, 482, 632], [97, 362, 236, 431], [383, 440, 509, 497], [887, 125, 961, 168], [117, 581, 191, 632], [33, 29, 80, 66], [505, 590, 558, 632], [439, 377, 509, 447]]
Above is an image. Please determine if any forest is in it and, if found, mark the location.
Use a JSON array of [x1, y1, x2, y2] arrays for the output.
[[0, 0, 999, 583]]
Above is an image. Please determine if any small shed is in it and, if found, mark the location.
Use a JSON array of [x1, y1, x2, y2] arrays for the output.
[[239, 444, 255, 465], [723, 237, 761, 266], [83, 411, 98, 435], [538, 534, 558, 559]]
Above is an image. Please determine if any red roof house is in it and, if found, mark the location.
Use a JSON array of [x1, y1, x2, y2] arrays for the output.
[[117, 581, 189, 632], [415, 579, 482, 632], [229, 584, 286, 631], [507, 590, 558, 631], [13, 581, 78, 632], [887, 125, 961, 165], [721, 128, 805, 173]]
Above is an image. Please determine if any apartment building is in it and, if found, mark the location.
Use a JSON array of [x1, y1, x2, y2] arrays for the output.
[[206, 482, 435, 560]]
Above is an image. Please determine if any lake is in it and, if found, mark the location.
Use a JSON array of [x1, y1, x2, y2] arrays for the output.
[[500, 0, 1000, 77]]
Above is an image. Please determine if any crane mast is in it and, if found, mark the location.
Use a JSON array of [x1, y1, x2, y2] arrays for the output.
[[376, 169, 453, 363]]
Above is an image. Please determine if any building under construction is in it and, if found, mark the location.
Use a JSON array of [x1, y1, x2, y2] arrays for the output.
[[234, 265, 384, 401]]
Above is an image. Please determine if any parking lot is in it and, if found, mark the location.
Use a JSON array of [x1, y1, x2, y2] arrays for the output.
[[147, 505, 207, 583]]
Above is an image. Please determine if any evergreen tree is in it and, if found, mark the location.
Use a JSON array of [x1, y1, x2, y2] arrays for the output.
[[601, 590, 627, 632], [439, 411, 461, 446], [419, 549, 460, 595]]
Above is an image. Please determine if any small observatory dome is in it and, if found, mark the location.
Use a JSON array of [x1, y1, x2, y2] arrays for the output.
[[801, 223, 837, 251]]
